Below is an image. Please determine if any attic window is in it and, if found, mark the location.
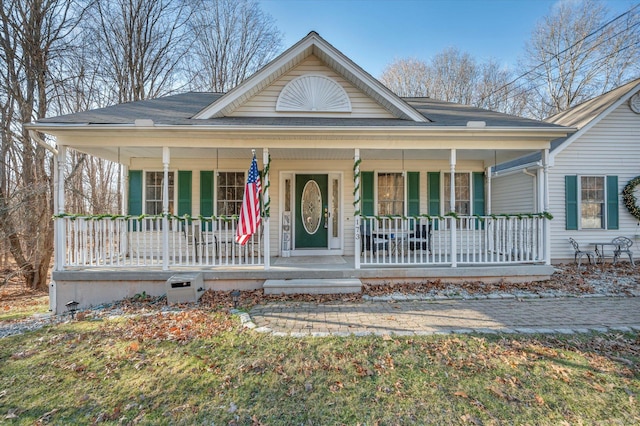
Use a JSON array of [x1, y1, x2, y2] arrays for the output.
[[276, 74, 351, 112]]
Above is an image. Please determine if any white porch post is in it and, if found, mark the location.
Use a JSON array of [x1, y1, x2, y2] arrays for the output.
[[55, 145, 67, 272], [486, 166, 492, 215], [450, 149, 457, 267], [542, 149, 551, 265], [262, 148, 270, 270], [354, 148, 361, 269], [121, 164, 129, 216], [162, 147, 170, 271]]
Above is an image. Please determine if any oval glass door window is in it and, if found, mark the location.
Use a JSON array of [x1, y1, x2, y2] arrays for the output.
[[301, 180, 322, 234]]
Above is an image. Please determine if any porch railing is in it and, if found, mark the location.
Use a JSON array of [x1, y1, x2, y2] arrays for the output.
[[57, 214, 546, 269], [60, 216, 263, 268], [359, 215, 546, 266]]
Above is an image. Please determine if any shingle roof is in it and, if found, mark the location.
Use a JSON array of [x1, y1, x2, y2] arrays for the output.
[[38, 92, 224, 125], [546, 77, 640, 128], [36, 92, 564, 129]]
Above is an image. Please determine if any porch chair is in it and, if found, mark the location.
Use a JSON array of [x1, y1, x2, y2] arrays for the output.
[[408, 222, 432, 252], [360, 221, 389, 254], [611, 236, 634, 266], [183, 223, 218, 261], [568, 238, 596, 268]]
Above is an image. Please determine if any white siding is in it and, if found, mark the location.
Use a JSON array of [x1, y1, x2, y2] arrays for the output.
[[230, 55, 395, 118], [548, 104, 640, 262], [491, 172, 536, 213]]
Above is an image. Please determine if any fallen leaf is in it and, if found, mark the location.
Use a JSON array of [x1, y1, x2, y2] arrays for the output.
[[454, 391, 469, 399], [535, 394, 545, 405], [460, 413, 483, 425]]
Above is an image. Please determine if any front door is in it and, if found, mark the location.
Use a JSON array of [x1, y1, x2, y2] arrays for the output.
[[295, 174, 328, 249]]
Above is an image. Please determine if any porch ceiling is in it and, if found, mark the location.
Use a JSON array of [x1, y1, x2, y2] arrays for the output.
[[70, 146, 538, 167]]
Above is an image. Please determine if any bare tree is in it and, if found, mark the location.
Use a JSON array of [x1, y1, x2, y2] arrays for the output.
[[428, 48, 477, 104], [0, 0, 82, 290], [519, 0, 640, 119], [88, 0, 191, 103], [379, 57, 430, 97], [380, 49, 523, 115], [186, 0, 282, 92]]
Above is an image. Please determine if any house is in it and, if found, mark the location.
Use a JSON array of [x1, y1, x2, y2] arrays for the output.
[[493, 78, 640, 263], [28, 32, 573, 313]]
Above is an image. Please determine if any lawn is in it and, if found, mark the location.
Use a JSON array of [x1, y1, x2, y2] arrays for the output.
[[1, 303, 639, 425]]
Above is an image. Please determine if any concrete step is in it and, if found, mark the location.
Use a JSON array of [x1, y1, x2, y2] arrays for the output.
[[263, 278, 362, 295]]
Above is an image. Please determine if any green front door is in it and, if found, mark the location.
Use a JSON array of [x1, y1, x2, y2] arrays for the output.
[[295, 174, 328, 249]]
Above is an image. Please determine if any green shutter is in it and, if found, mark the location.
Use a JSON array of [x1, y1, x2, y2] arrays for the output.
[[360, 171, 374, 216], [565, 175, 578, 230], [427, 172, 440, 216], [427, 172, 440, 230], [473, 172, 485, 229], [606, 175, 619, 230], [128, 170, 143, 215], [407, 172, 420, 216], [200, 171, 214, 217], [177, 171, 192, 216], [472, 172, 485, 215]]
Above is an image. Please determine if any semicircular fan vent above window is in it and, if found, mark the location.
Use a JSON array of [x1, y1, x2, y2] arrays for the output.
[[276, 74, 352, 112]]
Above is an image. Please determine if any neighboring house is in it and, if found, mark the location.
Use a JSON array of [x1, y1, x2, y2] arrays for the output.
[[28, 32, 573, 312], [493, 78, 640, 263]]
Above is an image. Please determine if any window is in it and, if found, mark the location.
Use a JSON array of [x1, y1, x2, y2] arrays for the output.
[[443, 172, 471, 215], [581, 176, 605, 229], [217, 171, 245, 216], [377, 172, 404, 215], [565, 175, 618, 230], [145, 171, 174, 214]]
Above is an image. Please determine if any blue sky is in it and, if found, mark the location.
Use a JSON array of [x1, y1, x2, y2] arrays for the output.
[[259, 0, 636, 77]]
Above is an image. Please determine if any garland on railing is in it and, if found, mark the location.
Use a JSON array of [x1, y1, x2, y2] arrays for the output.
[[358, 212, 553, 221], [261, 154, 271, 218], [53, 213, 241, 222], [352, 157, 362, 216], [622, 175, 640, 221]]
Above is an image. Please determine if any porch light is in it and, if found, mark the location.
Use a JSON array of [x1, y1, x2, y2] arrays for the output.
[[65, 300, 79, 319], [231, 290, 241, 308]]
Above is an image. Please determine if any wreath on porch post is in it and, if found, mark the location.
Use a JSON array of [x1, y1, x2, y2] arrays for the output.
[[622, 175, 640, 221]]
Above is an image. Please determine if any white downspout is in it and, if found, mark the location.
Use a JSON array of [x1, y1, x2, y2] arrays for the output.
[[522, 168, 538, 212], [542, 149, 551, 265]]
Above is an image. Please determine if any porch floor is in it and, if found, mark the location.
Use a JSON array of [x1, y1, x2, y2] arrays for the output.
[[53, 256, 554, 285]]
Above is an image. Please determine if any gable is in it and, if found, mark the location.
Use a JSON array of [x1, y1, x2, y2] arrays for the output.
[[228, 55, 395, 119], [193, 31, 427, 122]]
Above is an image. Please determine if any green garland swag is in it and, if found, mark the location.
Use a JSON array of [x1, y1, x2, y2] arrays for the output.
[[52, 213, 244, 222], [622, 175, 640, 221]]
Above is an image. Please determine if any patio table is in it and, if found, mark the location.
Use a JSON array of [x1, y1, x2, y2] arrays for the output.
[[591, 242, 621, 265]]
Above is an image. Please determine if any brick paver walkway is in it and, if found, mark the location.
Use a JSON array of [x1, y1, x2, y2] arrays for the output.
[[248, 297, 640, 336]]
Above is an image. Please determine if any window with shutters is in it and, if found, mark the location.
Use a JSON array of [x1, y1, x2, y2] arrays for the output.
[[217, 171, 245, 216], [145, 171, 175, 215], [377, 172, 405, 216], [443, 172, 471, 215], [565, 175, 617, 230]]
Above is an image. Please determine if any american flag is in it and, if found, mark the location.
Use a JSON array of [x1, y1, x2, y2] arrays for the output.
[[236, 153, 262, 245]]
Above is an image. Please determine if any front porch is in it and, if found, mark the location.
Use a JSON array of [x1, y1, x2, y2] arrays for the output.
[[56, 213, 549, 269], [49, 213, 553, 312]]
